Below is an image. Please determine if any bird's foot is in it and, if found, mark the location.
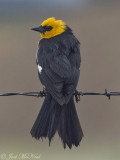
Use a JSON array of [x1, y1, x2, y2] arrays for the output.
[[74, 90, 83, 103], [37, 87, 47, 97]]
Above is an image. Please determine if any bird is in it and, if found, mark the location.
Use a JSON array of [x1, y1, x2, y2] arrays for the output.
[[30, 17, 83, 149]]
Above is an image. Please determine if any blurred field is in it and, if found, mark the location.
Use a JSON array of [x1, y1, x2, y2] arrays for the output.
[[0, 2, 120, 160]]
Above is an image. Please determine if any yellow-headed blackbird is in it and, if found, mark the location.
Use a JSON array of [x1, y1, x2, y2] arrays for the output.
[[30, 17, 83, 149]]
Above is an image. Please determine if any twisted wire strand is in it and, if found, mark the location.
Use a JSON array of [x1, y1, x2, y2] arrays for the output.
[[0, 89, 120, 102]]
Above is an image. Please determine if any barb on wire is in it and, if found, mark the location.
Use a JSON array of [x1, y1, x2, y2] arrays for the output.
[[0, 88, 120, 103]]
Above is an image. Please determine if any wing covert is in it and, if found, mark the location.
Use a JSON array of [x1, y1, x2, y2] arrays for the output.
[[50, 54, 71, 78]]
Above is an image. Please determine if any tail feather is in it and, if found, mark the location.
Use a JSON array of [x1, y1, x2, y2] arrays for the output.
[[30, 94, 52, 139], [58, 103, 73, 149], [30, 94, 83, 149], [48, 101, 61, 143], [70, 97, 83, 146], [58, 97, 83, 149], [58, 106, 68, 148]]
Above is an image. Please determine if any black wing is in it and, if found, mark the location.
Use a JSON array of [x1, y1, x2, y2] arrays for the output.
[[50, 54, 71, 78]]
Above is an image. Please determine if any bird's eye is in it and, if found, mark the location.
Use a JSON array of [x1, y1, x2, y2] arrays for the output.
[[43, 25, 53, 31]]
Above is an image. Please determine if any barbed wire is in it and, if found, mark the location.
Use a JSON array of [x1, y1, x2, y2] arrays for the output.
[[0, 89, 120, 103]]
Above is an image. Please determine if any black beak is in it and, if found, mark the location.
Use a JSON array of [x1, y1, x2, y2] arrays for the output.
[[31, 25, 45, 33]]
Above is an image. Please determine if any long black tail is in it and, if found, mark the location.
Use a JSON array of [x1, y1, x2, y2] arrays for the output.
[[30, 93, 83, 149]]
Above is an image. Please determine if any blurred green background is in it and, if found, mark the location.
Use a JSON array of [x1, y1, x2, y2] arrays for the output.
[[0, 0, 120, 160]]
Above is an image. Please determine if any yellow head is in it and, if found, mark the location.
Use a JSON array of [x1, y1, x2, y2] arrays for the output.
[[32, 17, 67, 39]]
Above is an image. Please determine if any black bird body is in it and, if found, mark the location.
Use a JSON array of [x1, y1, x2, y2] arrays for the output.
[[30, 18, 83, 149]]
